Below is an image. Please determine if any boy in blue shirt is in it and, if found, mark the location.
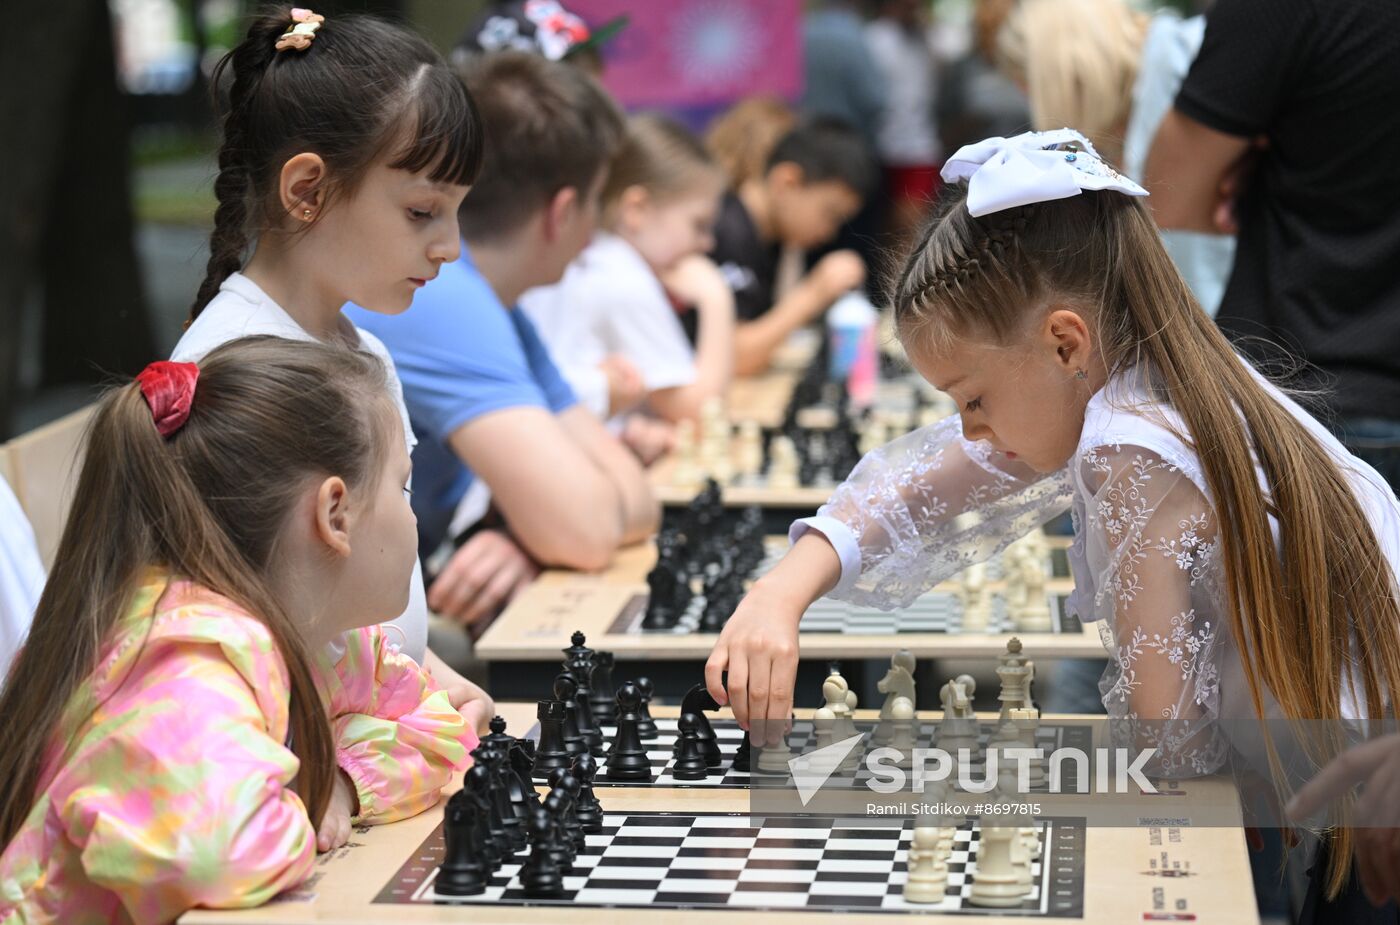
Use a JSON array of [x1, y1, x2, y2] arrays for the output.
[[349, 52, 658, 630]]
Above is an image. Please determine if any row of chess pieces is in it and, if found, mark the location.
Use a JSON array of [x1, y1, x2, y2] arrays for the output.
[[824, 643, 1050, 909], [641, 482, 767, 632], [958, 531, 1056, 632], [435, 630, 666, 898]]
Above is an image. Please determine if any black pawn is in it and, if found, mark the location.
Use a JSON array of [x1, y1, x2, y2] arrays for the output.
[[604, 681, 653, 782], [542, 787, 576, 871], [436, 789, 488, 896], [547, 768, 587, 852], [532, 699, 572, 780], [636, 677, 659, 740], [732, 735, 752, 773], [520, 807, 565, 898], [672, 713, 712, 780], [589, 652, 619, 725], [553, 673, 587, 758], [572, 753, 604, 833], [466, 762, 512, 859]]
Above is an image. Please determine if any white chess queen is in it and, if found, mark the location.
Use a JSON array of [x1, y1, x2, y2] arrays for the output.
[[705, 130, 1400, 815]]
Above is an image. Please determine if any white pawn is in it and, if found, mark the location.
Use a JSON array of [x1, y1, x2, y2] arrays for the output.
[[959, 562, 990, 632], [967, 821, 1028, 907], [1010, 707, 1046, 789], [767, 435, 799, 489], [903, 827, 949, 904], [735, 420, 764, 479], [755, 731, 792, 775], [672, 418, 702, 490], [888, 696, 917, 769]]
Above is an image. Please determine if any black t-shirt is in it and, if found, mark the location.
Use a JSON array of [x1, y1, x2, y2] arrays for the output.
[[1175, 0, 1400, 421], [709, 191, 780, 324]]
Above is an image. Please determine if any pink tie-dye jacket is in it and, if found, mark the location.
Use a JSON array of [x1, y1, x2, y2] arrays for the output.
[[0, 575, 477, 924]]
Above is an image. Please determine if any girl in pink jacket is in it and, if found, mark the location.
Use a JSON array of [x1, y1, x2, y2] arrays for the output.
[[0, 336, 476, 924]]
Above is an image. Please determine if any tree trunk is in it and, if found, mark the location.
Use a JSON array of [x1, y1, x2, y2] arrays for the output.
[[0, 0, 153, 438]]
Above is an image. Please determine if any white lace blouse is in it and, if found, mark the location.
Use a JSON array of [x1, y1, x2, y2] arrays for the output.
[[794, 364, 1400, 778]]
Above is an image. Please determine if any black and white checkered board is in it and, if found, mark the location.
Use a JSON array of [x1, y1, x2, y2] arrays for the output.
[[578, 716, 1092, 791], [375, 811, 1087, 917], [612, 545, 1077, 636], [612, 589, 1079, 636]]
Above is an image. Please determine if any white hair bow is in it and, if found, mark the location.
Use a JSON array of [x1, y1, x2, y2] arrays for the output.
[[940, 129, 1148, 218]]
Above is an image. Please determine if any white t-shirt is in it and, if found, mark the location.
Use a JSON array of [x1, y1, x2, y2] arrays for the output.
[[863, 19, 942, 166], [172, 272, 428, 663], [521, 234, 696, 420], [0, 474, 45, 680]]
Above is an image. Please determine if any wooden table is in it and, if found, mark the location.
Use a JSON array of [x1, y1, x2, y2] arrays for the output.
[[181, 704, 1261, 925], [476, 537, 1109, 663]]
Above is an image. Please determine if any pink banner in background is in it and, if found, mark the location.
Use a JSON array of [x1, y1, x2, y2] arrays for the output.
[[569, 0, 802, 109]]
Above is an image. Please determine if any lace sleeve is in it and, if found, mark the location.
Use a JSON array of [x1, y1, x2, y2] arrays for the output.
[[1083, 444, 1230, 778], [801, 415, 1072, 609]]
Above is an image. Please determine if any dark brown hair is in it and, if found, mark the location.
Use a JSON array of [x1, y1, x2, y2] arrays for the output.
[[767, 116, 880, 200], [0, 336, 398, 846], [190, 7, 484, 321], [896, 185, 1400, 897], [456, 51, 624, 242]]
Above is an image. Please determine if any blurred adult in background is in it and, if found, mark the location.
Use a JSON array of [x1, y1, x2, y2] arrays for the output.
[[800, 0, 886, 152], [988, 0, 1233, 316], [864, 0, 944, 244], [1148, 0, 1400, 506]]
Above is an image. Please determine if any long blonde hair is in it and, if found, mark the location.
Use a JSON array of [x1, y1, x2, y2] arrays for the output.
[[895, 185, 1400, 898], [0, 336, 396, 847], [994, 0, 1149, 162]]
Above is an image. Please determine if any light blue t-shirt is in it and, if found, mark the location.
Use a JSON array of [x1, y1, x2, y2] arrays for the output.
[[346, 245, 577, 555]]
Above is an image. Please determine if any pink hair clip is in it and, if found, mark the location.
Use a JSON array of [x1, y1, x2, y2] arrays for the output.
[[276, 8, 325, 52]]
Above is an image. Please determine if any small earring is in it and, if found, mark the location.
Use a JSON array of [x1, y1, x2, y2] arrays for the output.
[[1074, 368, 1088, 381], [302, 208, 313, 220]]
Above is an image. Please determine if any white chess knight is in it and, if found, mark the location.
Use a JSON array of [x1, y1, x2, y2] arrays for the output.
[[767, 435, 799, 489], [874, 650, 917, 745], [878, 650, 918, 719], [937, 675, 980, 785], [903, 826, 949, 903]]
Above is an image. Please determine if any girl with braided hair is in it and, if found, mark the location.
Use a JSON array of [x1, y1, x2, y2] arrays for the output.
[[172, 8, 496, 732], [707, 129, 1400, 901]]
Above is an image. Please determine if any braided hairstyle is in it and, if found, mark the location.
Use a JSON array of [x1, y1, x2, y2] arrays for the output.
[[190, 6, 484, 322], [895, 182, 1400, 899]]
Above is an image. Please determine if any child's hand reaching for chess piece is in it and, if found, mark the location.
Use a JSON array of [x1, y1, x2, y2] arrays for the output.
[[705, 532, 841, 745]]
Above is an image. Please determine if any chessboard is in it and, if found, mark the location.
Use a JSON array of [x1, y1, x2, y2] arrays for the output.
[[374, 811, 1088, 917], [476, 532, 1108, 661], [177, 702, 1263, 925], [609, 542, 1077, 638], [585, 715, 1094, 792]]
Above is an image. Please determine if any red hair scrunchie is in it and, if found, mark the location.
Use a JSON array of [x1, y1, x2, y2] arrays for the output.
[[135, 361, 200, 438]]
